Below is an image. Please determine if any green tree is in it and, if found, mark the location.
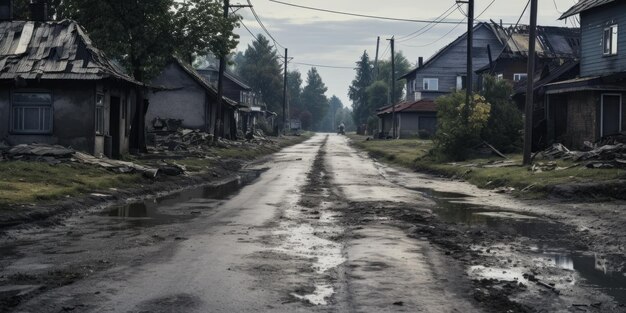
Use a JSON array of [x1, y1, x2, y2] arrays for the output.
[[238, 35, 284, 116], [301, 68, 328, 130], [480, 75, 523, 153], [365, 81, 389, 132], [348, 51, 373, 130], [376, 51, 411, 104], [336, 107, 356, 132], [319, 95, 344, 131], [287, 70, 303, 118]]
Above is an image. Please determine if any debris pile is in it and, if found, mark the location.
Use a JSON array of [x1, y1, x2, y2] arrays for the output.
[[534, 142, 626, 169], [5, 143, 75, 165], [150, 128, 214, 153]]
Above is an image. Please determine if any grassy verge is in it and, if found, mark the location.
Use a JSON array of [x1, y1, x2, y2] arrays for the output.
[[0, 133, 313, 207], [348, 134, 625, 198]]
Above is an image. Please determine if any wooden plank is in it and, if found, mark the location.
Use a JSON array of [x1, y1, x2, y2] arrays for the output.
[[14, 22, 34, 55]]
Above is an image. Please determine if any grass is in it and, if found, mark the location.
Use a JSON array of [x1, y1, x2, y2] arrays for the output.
[[0, 161, 142, 207], [347, 134, 625, 198], [0, 132, 314, 206]]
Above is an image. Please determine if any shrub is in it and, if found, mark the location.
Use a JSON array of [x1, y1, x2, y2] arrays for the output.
[[480, 75, 523, 153]]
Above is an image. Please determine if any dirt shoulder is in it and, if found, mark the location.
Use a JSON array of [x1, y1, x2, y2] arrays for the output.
[[347, 134, 626, 200], [0, 134, 312, 229]]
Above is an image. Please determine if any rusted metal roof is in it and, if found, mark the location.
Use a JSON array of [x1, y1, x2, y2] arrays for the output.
[[560, 0, 616, 19], [0, 20, 141, 84], [377, 99, 437, 116]]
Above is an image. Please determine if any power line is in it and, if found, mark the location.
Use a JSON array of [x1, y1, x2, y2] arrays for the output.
[[398, 18, 467, 48], [247, 0, 286, 50], [397, 3, 458, 41], [476, 0, 497, 19], [397, 4, 460, 43], [269, 0, 464, 24], [291, 61, 355, 69]]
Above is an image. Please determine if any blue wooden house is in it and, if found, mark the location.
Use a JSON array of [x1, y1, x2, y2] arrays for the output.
[[543, 0, 626, 148]]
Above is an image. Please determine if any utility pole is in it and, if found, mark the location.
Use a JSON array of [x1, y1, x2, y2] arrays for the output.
[[214, 0, 251, 139], [456, 0, 474, 122], [374, 36, 380, 81], [388, 36, 396, 138], [283, 48, 288, 135], [523, 0, 538, 165]]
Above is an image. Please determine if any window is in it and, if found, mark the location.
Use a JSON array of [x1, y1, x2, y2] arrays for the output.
[[513, 73, 528, 82], [423, 78, 439, 91], [11, 92, 53, 134], [456, 75, 467, 90], [496, 73, 504, 81], [95, 94, 104, 135], [603, 25, 618, 56]]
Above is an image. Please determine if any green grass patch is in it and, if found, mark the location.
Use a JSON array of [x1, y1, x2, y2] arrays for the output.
[[347, 135, 625, 198], [0, 161, 142, 206]]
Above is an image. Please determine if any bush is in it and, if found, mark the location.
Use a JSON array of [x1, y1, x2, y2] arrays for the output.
[[417, 129, 432, 139], [480, 75, 523, 153], [433, 92, 491, 161]]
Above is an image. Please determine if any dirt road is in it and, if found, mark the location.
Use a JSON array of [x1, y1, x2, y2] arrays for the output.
[[1, 134, 624, 312]]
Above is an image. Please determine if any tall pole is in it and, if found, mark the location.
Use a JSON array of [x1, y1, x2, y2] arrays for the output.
[[465, 0, 474, 121], [389, 36, 396, 138], [283, 48, 288, 135], [523, 0, 538, 165], [215, 0, 229, 139], [374, 36, 380, 81]]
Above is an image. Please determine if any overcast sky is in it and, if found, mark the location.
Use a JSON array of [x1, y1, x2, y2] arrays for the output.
[[233, 0, 580, 108]]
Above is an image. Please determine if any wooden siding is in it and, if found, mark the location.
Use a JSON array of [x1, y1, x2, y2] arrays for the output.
[[406, 25, 503, 101], [580, 1, 626, 76]]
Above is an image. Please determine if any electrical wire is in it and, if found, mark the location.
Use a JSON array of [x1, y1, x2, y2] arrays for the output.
[[397, 4, 460, 43], [398, 18, 467, 48], [268, 0, 464, 24], [552, 0, 563, 14], [247, 0, 286, 50], [291, 62, 355, 69], [396, 3, 458, 41]]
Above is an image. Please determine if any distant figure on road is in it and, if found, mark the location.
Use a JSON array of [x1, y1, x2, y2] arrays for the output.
[[338, 123, 345, 135]]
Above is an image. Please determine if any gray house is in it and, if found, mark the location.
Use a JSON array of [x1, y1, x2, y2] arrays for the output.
[[399, 22, 504, 102], [146, 58, 238, 139], [376, 99, 437, 138], [0, 19, 145, 159], [542, 0, 626, 149]]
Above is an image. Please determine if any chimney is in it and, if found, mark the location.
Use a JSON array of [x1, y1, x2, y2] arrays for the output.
[[29, 0, 48, 21], [0, 0, 12, 21], [418, 57, 423, 68]]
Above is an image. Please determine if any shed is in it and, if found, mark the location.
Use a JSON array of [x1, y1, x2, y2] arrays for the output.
[[376, 99, 437, 138]]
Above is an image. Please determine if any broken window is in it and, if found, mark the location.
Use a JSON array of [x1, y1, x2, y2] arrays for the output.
[[95, 94, 105, 135], [423, 78, 438, 91], [603, 24, 618, 56], [11, 92, 53, 134], [456, 75, 467, 90]]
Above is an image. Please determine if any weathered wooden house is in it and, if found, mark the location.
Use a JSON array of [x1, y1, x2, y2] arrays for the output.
[[399, 22, 504, 102], [475, 23, 580, 85], [0, 19, 146, 159], [146, 58, 238, 139], [198, 65, 274, 134], [376, 99, 437, 138], [541, 0, 626, 149]]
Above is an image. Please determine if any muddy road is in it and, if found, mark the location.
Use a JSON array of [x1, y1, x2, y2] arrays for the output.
[[1, 134, 624, 312]]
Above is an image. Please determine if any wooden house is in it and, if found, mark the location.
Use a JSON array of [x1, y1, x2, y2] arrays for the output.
[[0, 19, 146, 159], [146, 58, 238, 139], [399, 22, 504, 102], [541, 0, 626, 149], [376, 99, 437, 138]]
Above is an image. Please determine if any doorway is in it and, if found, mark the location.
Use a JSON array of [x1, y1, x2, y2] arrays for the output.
[[601, 94, 622, 137], [110, 96, 121, 159]]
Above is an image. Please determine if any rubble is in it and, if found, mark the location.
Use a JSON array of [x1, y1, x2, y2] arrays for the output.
[[534, 142, 626, 169]]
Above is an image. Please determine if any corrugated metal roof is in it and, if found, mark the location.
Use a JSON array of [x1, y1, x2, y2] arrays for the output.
[[488, 23, 580, 58], [0, 20, 141, 85], [560, 0, 616, 19]]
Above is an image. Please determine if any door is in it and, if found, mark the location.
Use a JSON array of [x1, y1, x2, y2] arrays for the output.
[[601, 94, 622, 137], [110, 96, 121, 159]]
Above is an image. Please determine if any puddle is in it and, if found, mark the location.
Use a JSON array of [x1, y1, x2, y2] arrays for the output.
[[420, 186, 626, 305], [103, 170, 263, 226], [291, 283, 334, 305]]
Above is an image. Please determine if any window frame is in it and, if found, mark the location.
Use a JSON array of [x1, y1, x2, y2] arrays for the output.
[[603, 24, 618, 56], [95, 93, 105, 135], [422, 78, 439, 91], [513, 73, 528, 82], [600, 93, 623, 137], [456, 75, 467, 90], [10, 90, 53, 135]]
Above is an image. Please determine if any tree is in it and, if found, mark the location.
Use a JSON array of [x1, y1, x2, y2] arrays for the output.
[[365, 81, 389, 132], [480, 76, 523, 153], [15, 0, 238, 81], [301, 68, 329, 130], [287, 70, 303, 118], [335, 107, 356, 132], [348, 51, 373, 131], [319, 95, 344, 131], [237, 35, 284, 116], [376, 51, 411, 104]]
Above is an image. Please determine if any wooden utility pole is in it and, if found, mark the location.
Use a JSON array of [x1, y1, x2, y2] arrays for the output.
[[523, 0, 538, 165], [214, 0, 230, 139], [283, 48, 288, 135], [374, 36, 380, 81], [388, 36, 396, 138], [462, 0, 474, 120]]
